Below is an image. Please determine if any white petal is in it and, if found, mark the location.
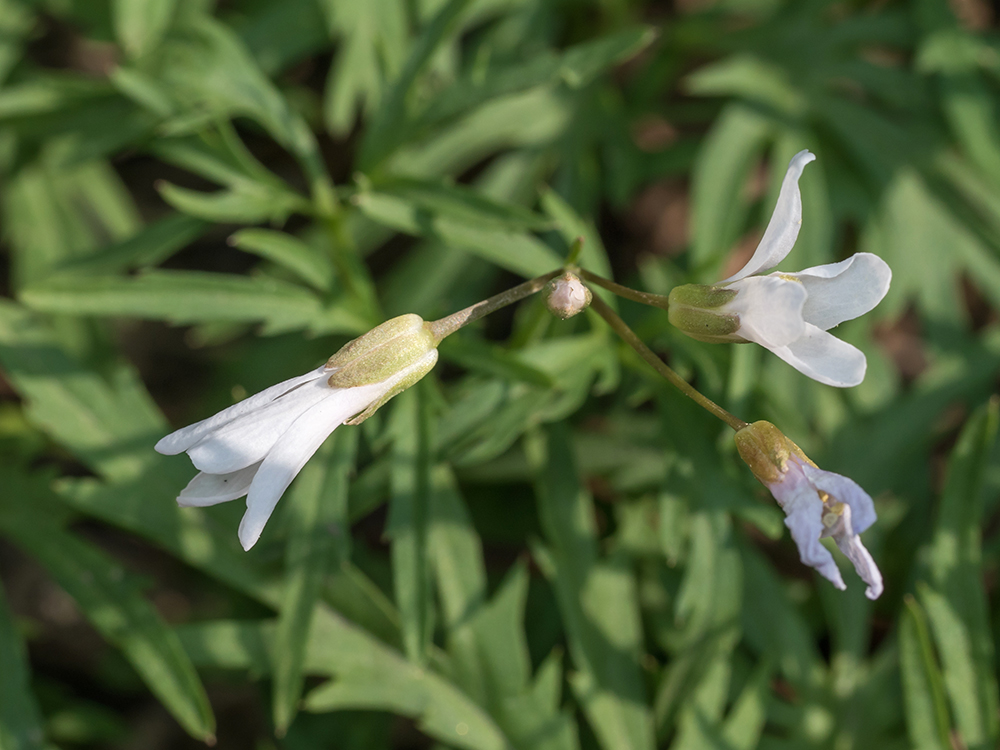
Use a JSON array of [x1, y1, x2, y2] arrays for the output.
[[237, 380, 392, 551], [723, 150, 815, 283], [766, 323, 867, 387], [801, 464, 877, 534], [176, 463, 261, 507], [186, 376, 335, 474], [791, 254, 892, 330], [155, 365, 329, 455], [727, 275, 807, 348], [782, 488, 846, 591], [828, 505, 884, 600]]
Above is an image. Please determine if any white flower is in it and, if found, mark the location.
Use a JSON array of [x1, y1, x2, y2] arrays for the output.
[[735, 420, 883, 600], [156, 314, 438, 550], [670, 150, 891, 387], [769, 455, 883, 600]]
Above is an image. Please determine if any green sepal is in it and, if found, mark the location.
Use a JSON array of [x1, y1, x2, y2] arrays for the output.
[[734, 421, 814, 486], [344, 351, 438, 425], [327, 314, 438, 388], [667, 284, 741, 343]]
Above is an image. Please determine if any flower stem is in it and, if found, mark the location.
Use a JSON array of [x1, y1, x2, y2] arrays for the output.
[[576, 269, 670, 309], [588, 292, 748, 431], [427, 269, 563, 341]]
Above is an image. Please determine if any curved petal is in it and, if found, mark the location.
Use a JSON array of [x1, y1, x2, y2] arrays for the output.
[[783, 490, 846, 591], [186, 376, 335, 474], [155, 365, 329, 455], [723, 150, 815, 283], [727, 275, 807, 348], [801, 464, 878, 534], [766, 324, 867, 387], [237, 379, 391, 550], [792, 253, 892, 330], [176, 463, 261, 507], [827, 505, 884, 600]]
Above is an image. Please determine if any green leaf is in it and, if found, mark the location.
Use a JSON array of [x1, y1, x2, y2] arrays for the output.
[[273, 431, 357, 735], [0, 475, 214, 742], [412, 26, 655, 134], [358, 0, 474, 171], [179, 613, 512, 750], [387, 385, 434, 664], [0, 580, 46, 750], [20, 270, 323, 328], [354, 191, 561, 277], [921, 398, 1000, 749], [0, 301, 166, 481], [919, 585, 992, 750], [150, 16, 319, 161], [113, 0, 177, 58], [690, 103, 773, 276], [319, 0, 407, 136], [438, 335, 554, 387], [685, 54, 806, 116], [900, 595, 952, 750], [229, 228, 336, 291], [58, 214, 207, 275], [157, 179, 309, 224], [530, 425, 654, 750]]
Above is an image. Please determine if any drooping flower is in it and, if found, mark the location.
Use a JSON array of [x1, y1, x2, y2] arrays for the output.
[[668, 150, 891, 387], [156, 314, 438, 550], [735, 421, 882, 599]]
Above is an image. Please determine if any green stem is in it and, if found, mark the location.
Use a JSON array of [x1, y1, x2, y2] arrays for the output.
[[577, 269, 670, 309], [588, 292, 747, 432], [427, 270, 562, 341]]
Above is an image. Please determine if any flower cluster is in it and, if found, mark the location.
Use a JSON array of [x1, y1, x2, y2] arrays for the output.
[[156, 150, 889, 601]]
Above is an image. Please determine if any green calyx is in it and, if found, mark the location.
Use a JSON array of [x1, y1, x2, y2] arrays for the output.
[[344, 350, 438, 425], [734, 420, 814, 486], [667, 284, 741, 343], [327, 314, 438, 388]]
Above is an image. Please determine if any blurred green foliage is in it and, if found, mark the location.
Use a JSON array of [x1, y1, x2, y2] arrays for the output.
[[1, 0, 999, 748]]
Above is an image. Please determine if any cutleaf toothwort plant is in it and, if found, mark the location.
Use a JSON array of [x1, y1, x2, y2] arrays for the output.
[[159, 154, 889, 596]]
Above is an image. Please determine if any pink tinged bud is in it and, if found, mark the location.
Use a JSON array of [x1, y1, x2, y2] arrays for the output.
[[546, 272, 592, 319]]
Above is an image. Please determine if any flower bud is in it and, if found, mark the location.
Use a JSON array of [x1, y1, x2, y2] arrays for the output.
[[327, 314, 438, 388], [667, 284, 741, 343], [546, 272, 592, 319]]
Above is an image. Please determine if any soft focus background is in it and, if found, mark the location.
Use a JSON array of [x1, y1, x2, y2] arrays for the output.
[[1, 0, 999, 748]]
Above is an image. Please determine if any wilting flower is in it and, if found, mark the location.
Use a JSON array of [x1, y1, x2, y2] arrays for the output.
[[735, 421, 883, 599], [668, 150, 891, 387], [156, 314, 438, 550]]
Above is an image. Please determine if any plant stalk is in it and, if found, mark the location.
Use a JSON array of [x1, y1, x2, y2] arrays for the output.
[[428, 269, 562, 341], [576, 269, 671, 309], [588, 292, 747, 431]]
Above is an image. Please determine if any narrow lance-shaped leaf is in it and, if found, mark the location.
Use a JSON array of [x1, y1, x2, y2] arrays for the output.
[[273, 430, 357, 735], [0, 477, 215, 742], [529, 425, 655, 750], [900, 595, 953, 750], [0, 579, 46, 750], [358, 0, 474, 171], [922, 398, 1000, 750], [387, 383, 434, 664]]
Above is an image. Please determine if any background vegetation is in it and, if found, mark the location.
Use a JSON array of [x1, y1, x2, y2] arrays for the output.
[[1, 0, 999, 748]]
